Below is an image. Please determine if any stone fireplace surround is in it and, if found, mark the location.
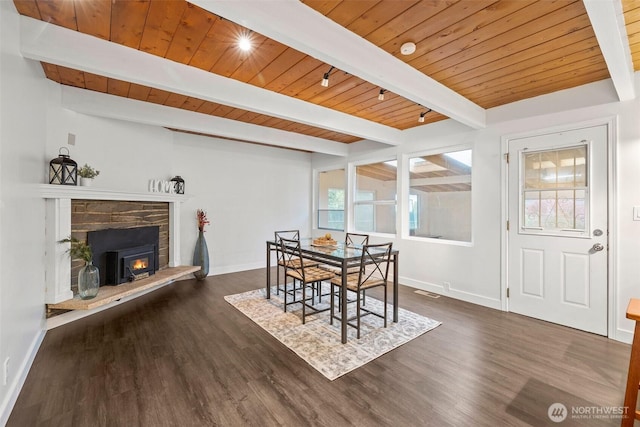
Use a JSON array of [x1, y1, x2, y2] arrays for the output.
[[40, 184, 188, 305]]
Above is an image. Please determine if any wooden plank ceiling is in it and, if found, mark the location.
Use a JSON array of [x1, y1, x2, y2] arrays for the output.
[[13, 0, 611, 146], [623, 0, 640, 70]]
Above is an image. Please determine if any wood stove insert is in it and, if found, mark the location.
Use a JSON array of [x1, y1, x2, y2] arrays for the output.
[[88, 226, 160, 286]]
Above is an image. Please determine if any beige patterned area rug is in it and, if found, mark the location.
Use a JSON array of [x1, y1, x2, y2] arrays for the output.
[[224, 286, 441, 381]]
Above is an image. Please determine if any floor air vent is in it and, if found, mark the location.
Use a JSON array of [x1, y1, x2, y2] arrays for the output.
[[414, 290, 441, 299]]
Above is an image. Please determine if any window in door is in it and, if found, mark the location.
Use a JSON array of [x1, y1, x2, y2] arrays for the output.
[[354, 160, 397, 234], [407, 149, 472, 241], [317, 169, 345, 230], [521, 145, 587, 235]]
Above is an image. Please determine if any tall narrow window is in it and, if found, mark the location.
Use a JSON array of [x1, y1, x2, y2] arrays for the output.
[[355, 160, 397, 234], [408, 149, 472, 241], [317, 169, 345, 230]]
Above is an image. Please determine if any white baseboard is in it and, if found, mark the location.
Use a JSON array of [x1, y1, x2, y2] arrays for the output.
[[0, 330, 45, 427], [400, 276, 503, 310], [210, 262, 265, 276], [613, 328, 633, 344]]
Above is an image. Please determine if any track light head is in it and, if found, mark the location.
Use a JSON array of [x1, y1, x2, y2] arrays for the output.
[[378, 89, 386, 101], [320, 65, 335, 87], [418, 108, 432, 123]]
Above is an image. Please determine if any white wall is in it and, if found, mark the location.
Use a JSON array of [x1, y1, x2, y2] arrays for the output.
[[313, 76, 640, 343], [44, 85, 313, 277], [171, 132, 312, 275], [44, 89, 174, 192], [0, 2, 48, 424]]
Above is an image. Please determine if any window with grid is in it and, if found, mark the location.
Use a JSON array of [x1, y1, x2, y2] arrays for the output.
[[521, 145, 587, 234]]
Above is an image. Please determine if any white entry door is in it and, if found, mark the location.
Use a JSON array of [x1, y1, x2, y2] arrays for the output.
[[507, 125, 608, 335]]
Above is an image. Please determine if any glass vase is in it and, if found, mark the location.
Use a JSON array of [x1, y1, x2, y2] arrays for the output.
[[78, 261, 99, 299], [193, 230, 209, 280]]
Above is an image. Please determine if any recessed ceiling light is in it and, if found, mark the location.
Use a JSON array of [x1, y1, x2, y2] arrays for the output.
[[400, 42, 416, 56], [238, 35, 251, 52]]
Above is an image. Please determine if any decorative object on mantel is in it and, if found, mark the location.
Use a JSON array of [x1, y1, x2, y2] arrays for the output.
[[148, 179, 178, 194], [59, 237, 99, 300], [170, 175, 185, 194], [78, 163, 100, 187], [48, 147, 78, 185], [193, 209, 210, 280]]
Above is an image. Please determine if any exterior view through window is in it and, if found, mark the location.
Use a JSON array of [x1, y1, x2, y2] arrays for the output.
[[408, 149, 472, 242], [317, 169, 345, 230], [521, 145, 587, 233], [355, 160, 397, 234]]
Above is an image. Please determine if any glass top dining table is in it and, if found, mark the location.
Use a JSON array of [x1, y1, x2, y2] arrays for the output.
[[266, 238, 399, 344]]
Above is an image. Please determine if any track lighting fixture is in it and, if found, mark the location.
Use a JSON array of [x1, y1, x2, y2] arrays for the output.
[[418, 109, 432, 123], [378, 89, 386, 101], [321, 66, 335, 87]]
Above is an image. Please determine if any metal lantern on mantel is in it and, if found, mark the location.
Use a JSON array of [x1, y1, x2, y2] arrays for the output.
[[48, 147, 78, 185], [171, 175, 185, 194]]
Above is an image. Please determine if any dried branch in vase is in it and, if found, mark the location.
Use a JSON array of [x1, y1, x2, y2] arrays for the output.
[[197, 209, 210, 232]]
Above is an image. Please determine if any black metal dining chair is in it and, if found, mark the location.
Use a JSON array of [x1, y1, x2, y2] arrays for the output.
[[345, 232, 369, 248], [319, 232, 369, 276], [280, 237, 335, 323], [274, 230, 318, 295], [330, 242, 393, 339], [319, 233, 370, 311]]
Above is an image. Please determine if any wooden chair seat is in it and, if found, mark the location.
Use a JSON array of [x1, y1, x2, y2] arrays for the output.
[[319, 264, 360, 275], [279, 258, 319, 268], [287, 267, 334, 283], [331, 273, 386, 291]]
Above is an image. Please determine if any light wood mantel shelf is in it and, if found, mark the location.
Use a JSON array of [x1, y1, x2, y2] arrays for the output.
[[48, 265, 201, 310]]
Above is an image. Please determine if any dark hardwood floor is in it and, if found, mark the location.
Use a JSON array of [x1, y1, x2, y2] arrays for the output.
[[8, 269, 631, 426]]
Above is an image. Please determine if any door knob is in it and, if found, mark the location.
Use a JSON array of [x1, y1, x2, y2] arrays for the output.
[[592, 243, 604, 252]]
